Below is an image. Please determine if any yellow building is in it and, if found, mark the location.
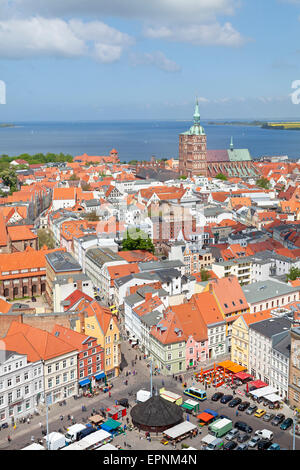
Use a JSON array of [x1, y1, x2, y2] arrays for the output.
[[231, 311, 272, 369], [75, 300, 121, 380]]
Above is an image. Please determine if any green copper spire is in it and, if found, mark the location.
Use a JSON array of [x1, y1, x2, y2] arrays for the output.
[[193, 97, 200, 125], [181, 98, 206, 136]]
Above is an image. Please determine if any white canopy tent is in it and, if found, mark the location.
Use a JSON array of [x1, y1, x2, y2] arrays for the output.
[[262, 393, 282, 403], [249, 385, 277, 398]]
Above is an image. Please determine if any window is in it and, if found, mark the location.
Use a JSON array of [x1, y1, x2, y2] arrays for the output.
[[62, 360, 67, 368], [55, 363, 59, 371], [7, 379, 12, 387]]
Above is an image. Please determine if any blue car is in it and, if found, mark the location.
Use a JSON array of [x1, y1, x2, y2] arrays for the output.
[[267, 443, 280, 450], [280, 418, 293, 430]]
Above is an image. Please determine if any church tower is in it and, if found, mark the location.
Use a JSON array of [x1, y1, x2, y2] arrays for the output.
[[179, 99, 207, 177]]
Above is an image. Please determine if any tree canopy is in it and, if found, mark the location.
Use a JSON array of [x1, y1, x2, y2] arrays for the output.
[[121, 229, 155, 254], [286, 267, 300, 282], [37, 228, 55, 249]]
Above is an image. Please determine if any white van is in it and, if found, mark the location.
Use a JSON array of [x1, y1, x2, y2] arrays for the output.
[[206, 438, 224, 450], [254, 429, 273, 441]]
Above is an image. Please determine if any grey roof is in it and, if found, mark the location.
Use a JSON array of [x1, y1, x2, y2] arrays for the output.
[[86, 247, 122, 267], [114, 271, 159, 288], [250, 317, 291, 338], [53, 272, 90, 286], [272, 331, 291, 358], [141, 310, 164, 327], [138, 260, 184, 271], [0, 350, 20, 364], [242, 280, 299, 304], [45, 251, 82, 273]]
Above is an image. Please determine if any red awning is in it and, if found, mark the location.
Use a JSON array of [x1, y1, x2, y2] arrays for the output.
[[248, 380, 267, 389], [197, 412, 214, 422], [234, 372, 253, 381]]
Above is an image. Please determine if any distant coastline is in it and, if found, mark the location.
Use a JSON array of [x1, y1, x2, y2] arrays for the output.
[[0, 123, 15, 128], [208, 120, 264, 126]]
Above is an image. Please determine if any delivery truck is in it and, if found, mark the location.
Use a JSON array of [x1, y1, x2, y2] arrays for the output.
[[44, 432, 66, 450], [65, 424, 87, 444], [208, 418, 233, 438]]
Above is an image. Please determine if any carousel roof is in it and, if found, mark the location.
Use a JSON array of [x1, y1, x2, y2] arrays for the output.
[[130, 394, 183, 428]]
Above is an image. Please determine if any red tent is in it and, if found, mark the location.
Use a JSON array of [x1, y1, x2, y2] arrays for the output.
[[234, 372, 253, 382], [246, 379, 267, 393]]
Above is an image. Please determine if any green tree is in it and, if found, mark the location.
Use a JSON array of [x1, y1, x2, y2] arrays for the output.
[[286, 267, 300, 282], [37, 229, 55, 249], [121, 229, 155, 254], [0, 168, 18, 193], [200, 269, 211, 282], [256, 177, 270, 189], [215, 173, 227, 181]]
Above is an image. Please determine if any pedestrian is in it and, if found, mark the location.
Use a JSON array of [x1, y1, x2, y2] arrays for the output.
[[236, 410, 239, 416], [39, 422, 42, 428], [27, 417, 30, 424], [124, 441, 126, 447], [60, 415, 63, 421], [7, 435, 11, 443], [109, 391, 111, 398], [162, 379, 165, 387]]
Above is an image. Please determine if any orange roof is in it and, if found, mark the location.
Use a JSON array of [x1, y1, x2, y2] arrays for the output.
[[107, 263, 140, 283], [240, 311, 272, 326], [118, 250, 158, 263], [171, 303, 207, 342], [51, 324, 99, 351], [83, 300, 117, 335], [151, 310, 187, 345], [7, 225, 37, 241], [205, 276, 248, 316], [0, 298, 12, 314], [53, 187, 76, 200], [0, 247, 63, 277], [5, 321, 77, 360]]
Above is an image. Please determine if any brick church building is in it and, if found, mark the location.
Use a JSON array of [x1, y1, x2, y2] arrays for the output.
[[179, 100, 259, 179]]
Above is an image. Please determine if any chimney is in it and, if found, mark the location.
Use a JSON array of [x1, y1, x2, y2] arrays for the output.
[[145, 292, 152, 302], [209, 283, 213, 294], [79, 311, 85, 333]]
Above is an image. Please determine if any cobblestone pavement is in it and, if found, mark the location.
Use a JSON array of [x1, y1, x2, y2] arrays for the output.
[[0, 342, 298, 450]]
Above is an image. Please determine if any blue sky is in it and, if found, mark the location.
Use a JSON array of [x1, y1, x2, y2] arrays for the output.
[[1, 0, 300, 120]]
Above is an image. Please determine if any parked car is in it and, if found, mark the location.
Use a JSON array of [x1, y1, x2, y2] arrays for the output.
[[280, 418, 293, 430], [237, 432, 249, 443], [1, 423, 8, 429], [263, 412, 275, 422], [246, 405, 258, 415], [94, 295, 101, 301], [271, 413, 285, 426], [257, 440, 272, 450], [248, 436, 261, 448], [225, 428, 239, 441], [219, 414, 230, 421], [236, 443, 248, 450], [238, 401, 250, 412], [223, 441, 238, 450], [267, 443, 280, 450], [228, 398, 242, 408], [211, 392, 224, 402], [254, 409, 266, 418], [220, 394, 233, 404], [269, 402, 280, 410], [234, 421, 253, 434]]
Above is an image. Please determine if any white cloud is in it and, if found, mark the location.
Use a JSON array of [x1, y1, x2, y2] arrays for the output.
[[1, 0, 246, 48], [144, 22, 245, 47], [129, 51, 181, 72], [0, 16, 133, 62]]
